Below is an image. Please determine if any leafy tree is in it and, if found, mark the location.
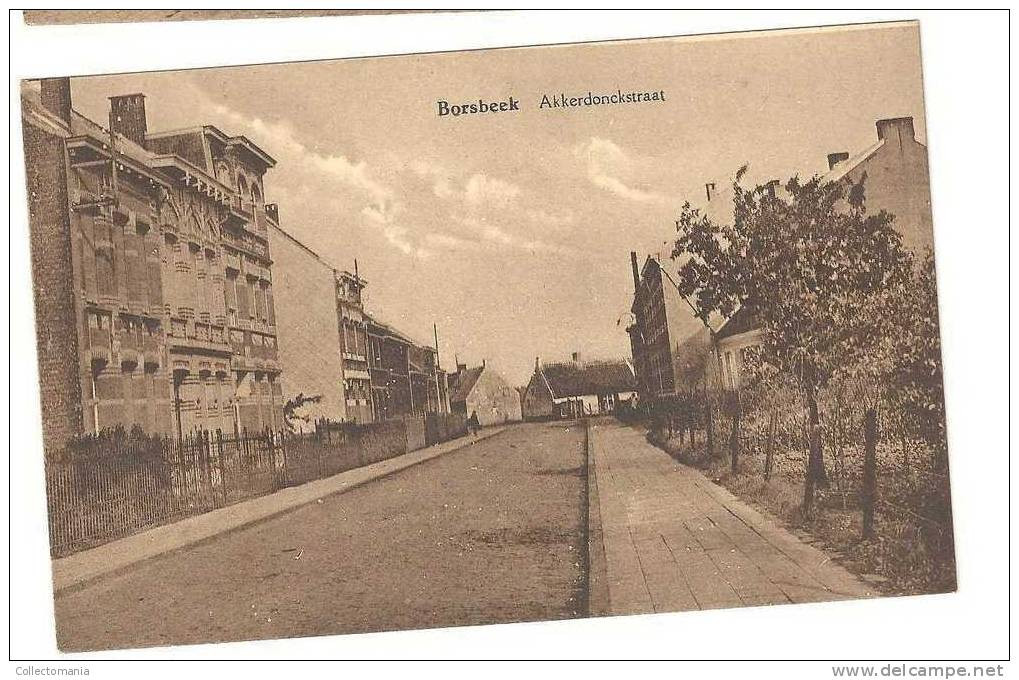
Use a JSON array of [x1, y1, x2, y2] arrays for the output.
[[671, 168, 914, 516], [282, 393, 322, 433]]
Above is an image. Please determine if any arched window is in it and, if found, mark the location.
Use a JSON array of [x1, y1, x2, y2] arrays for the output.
[[237, 174, 248, 196], [251, 183, 262, 205]]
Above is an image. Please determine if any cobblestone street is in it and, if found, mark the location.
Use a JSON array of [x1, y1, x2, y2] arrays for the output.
[[54, 422, 587, 651]]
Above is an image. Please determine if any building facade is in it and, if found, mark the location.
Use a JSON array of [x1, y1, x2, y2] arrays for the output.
[[24, 78, 283, 452], [626, 252, 717, 403], [366, 315, 449, 422], [335, 269, 373, 424], [268, 224, 347, 427], [447, 361, 522, 427]]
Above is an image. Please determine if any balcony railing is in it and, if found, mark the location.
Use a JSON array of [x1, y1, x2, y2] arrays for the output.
[[264, 203, 279, 225], [89, 326, 111, 365]]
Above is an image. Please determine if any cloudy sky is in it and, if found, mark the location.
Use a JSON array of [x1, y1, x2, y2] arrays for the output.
[[70, 22, 926, 386]]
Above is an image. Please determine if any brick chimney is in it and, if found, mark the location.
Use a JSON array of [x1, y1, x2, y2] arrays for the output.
[[827, 152, 849, 170], [109, 93, 148, 148], [630, 251, 640, 291], [875, 117, 915, 146], [572, 351, 582, 365], [705, 182, 717, 202], [39, 77, 71, 126]]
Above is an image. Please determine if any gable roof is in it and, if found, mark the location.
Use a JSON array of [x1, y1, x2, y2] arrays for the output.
[[448, 365, 485, 404], [715, 305, 760, 341], [824, 137, 885, 183], [541, 360, 635, 398]]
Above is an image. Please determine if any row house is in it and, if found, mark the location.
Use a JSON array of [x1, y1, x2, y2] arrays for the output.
[[268, 219, 445, 427], [335, 268, 373, 424], [626, 252, 702, 402], [268, 225, 348, 427], [366, 316, 449, 422], [23, 78, 282, 452]]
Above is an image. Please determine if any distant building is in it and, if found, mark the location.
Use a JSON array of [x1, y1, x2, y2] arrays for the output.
[[705, 116, 934, 389], [268, 225, 345, 427], [627, 252, 712, 403], [522, 353, 636, 420], [334, 268, 373, 423], [22, 78, 284, 452], [366, 315, 449, 421], [447, 361, 522, 426]]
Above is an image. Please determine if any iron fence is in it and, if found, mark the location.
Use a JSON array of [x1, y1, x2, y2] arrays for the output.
[[45, 412, 468, 558]]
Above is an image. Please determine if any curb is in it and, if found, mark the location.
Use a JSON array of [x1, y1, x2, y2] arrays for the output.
[[51, 426, 510, 594], [585, 418, 610, 616]]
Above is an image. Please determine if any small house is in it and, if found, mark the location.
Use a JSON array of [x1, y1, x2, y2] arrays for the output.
[[522, 352, 637, 420]]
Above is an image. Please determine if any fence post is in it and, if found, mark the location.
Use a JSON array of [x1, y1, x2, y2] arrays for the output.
[[729, 395, 741, 474], [862, 407, 878, 540], [216, 428, 227, 506], [705, 402, 714, 458], [201, 429, 213, 509], [764, 409, 778, 482]]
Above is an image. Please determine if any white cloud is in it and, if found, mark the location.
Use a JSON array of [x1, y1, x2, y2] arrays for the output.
[[207, 101, 420, 256], [454, 215, 579, 257], [574, 136, 667, 203], [464, 173, 520, 207], [411, 162, 521, 209], [527, 208, 575, 232]]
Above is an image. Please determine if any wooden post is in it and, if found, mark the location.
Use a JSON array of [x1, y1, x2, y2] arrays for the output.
[[764, 409, 778, 482], [862, 408, 878, 540], [729, 405, 741, 474], [706, 402, 714, 458]]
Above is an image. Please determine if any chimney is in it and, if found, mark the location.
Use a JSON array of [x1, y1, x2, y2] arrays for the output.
[[535, 356, 540, 372], [39, 77, 71, 126], [827, 152, 850, 170], [630, 251, 640, 291], [572, 351, 582, 365], [456, 362, 467, 374], [482, 358, 486, 368], [109, 93, 148, 148], [705, 182, 716, 202], [875, 117, 915, 146]]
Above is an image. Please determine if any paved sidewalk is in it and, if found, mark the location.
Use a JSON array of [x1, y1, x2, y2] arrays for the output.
[[52, 426, 507, 594], [587, 419, 875, 615]]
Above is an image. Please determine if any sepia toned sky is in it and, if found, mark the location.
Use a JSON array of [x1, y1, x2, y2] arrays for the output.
[[70, 22, 927, 386]]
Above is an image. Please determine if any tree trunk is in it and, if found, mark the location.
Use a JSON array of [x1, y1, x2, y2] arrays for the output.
[[862, 407, 878, 540], [764, 409, 778, 482], [729, 408, 741, 474]]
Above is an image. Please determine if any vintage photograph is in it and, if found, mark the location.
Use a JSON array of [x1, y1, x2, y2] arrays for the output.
[[20, 20, 953, 652]]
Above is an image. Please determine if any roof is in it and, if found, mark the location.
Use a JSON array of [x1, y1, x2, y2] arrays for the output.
[[673, 326, 714, 381], [448, 365, 485, 404], [824, 138, 885, 183], [715, 305, 760, 341], [541, 360, 636, 398], [363, 311, 433, 351], [147, 124, 276, 168]]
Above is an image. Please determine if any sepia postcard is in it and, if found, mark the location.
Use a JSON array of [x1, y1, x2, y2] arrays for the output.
[[19, 20, 954, 653]]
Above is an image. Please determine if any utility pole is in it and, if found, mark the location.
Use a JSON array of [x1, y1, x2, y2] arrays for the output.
[[433, 322, 442, 413]]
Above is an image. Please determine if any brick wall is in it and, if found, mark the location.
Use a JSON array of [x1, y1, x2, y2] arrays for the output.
[[23, 120, 84, 455]]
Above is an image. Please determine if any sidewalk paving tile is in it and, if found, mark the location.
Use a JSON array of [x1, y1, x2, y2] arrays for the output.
[[588, 419, 875, 616]]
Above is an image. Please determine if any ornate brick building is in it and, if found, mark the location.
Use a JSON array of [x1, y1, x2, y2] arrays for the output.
[[22, 78, 283, 451]]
